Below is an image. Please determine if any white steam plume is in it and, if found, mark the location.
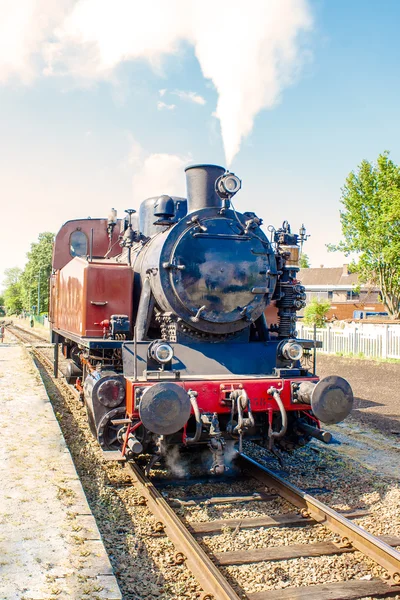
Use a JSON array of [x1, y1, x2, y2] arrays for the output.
[[0, 0, 312, 164], [192, 1, 312, 164]]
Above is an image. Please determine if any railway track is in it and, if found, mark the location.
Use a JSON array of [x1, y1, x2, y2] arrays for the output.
[[7, 322, 50, 343], [8, 323, 400, 600], [7, 324, 79, 396], [128, 457, 400, 600]]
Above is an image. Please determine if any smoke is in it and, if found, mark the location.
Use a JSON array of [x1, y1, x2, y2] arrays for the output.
[[224, 440, 239, 466], [0, 0, 312, 164], [191, 0, 313, 164], [165, 445, 188, 479]]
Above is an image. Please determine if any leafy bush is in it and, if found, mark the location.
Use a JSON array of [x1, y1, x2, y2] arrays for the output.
[[299, 253, 310, 268], [303, 298, 331, 328]]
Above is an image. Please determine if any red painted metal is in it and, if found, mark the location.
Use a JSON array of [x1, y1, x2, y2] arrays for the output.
[[125, 377, 317, 417], [121, 422, 132, 457], [120, 420, 143, 457], [52, 218, 123, 271], [264, 301, 279, 327], [126, 379, 135, 414], [302, 410, 320, 426], [51, 258, 133, 337]]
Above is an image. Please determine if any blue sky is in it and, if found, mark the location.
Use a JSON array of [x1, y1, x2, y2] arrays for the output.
[[1, 0, 400, 288]]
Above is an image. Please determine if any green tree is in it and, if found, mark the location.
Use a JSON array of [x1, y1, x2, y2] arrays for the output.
[[21, 232, 54, 314], [3, 267, 23, 314], [329, 152, 400, 319], [303, 298, 330, 328], [299, 253, 310, 268]]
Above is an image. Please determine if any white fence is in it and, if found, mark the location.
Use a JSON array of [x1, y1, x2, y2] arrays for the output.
[[297, 323, 400, 360]]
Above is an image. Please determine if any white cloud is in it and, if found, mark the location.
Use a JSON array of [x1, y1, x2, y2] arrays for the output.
[[158, 88, 166, 97], [0, 1, 36, 83], [124, 137, 143, 168], [130, 142, 190, 202], [0, 0, 74, 83], [157, 100, 176, 111], [0, 0, 312, 165], [173, 90, 206, 105]]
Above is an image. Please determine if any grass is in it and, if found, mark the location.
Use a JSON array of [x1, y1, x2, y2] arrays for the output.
[[333, 351, 400, 363]]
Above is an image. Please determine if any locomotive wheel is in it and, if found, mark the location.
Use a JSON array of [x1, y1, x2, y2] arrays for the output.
[[97, 407, 126, 451], [65, 359, 82, 384], [97, 408, 147, 452]]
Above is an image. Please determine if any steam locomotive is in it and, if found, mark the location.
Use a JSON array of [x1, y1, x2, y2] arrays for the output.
[[49, 164, 353, 473]]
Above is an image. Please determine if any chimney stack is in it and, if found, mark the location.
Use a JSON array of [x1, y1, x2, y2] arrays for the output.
[[342, 264, 349, 276], [185, 164, 225, 213]]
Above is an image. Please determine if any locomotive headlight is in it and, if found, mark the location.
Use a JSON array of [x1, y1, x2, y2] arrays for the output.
[[224, 175, 241, 193], [281, 341, 303, 362], [149, 341, 174, 364], [216, 172, 242, 199], [156, 344, 173, 363]]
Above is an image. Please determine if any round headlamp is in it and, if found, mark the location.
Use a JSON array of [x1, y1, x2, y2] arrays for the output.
[[216, 172, 242, 199], [282, 341, 303, 362], [149, 341, 174, 364]]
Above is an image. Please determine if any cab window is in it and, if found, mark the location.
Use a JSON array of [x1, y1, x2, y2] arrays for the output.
[[70, 230, 88, 257]]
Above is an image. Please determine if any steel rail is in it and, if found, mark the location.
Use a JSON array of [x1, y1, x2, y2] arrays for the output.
[[126, 461, 241, 600], [10, 325, 240, 598], [237, 453, 400, 582], [8, 326, 73, 393], [10, 324, 400, 594], [8, 323, 49, 343]]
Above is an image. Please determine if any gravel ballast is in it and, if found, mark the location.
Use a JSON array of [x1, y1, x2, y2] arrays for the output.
[[8, 327, 400, 600]]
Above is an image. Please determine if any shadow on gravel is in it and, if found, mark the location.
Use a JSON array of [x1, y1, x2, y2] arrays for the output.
[[354, 397, 385, 409], [349, 406, 400, 436], [317, 355, 400, 438]]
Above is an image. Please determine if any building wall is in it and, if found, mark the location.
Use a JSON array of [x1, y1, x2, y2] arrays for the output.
[[305, 289, 380, 304], [327, 302, 386, 320]]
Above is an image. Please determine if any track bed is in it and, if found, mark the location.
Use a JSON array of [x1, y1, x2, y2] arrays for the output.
[[8, 324, 400, 600]]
